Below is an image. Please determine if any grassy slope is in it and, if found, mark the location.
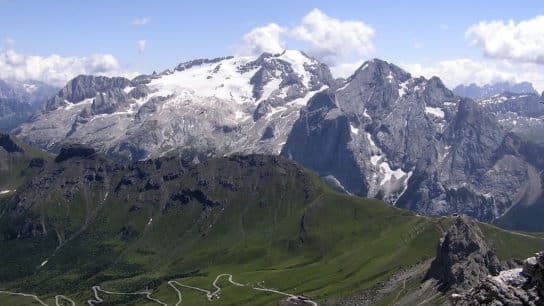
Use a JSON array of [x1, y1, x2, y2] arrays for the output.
[[0, 153, 543, 305]]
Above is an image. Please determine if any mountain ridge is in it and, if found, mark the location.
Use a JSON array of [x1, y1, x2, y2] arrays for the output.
[[10, 51, 544, 230]]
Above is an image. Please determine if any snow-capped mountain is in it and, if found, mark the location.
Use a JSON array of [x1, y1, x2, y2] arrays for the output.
[[0, 79, 58, 131], [13, 52, 544, 225], [453, 81, 537, 100], [477, 92, 544, 143], [16, 50, 333, 159], [283, 59, 542, 222]]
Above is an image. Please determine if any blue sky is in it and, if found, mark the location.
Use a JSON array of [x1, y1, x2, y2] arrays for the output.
[[1, 0, 544, 90]]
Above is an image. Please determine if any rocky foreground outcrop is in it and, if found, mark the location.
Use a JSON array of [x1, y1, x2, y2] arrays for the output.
[[425, 216, 502, 292], [454, 252, 544, 305]]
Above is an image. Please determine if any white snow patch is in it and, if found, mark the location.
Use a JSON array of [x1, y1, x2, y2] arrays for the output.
[[378, 161, 410, 186], [40, 260, 48, 267], [337, 82, 350, 91], [350, 124, 359, 135], [0, 190, 14, 195], [147, 218, 153, 226], [491, 268, 524, 286], [63, 98, 93, 110], [278, 50, 313, 88], [425, 106, 445, 118], [365, 132, 379, 151], [23, 83, 38, 93], [398, 81, 409, 98], [148, 56, 257, 104], [265, 106, 287, 119], [386, 71, 394, 83], [370, 155, 382, 166], [259, 78, 281, 102], [362, 108, 371, 119]]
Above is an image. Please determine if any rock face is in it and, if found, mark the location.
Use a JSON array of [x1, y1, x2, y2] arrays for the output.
[[453, 81, 537, 100], [12, 54, 544, 226], [0, 79, 57, 131], [455, 252, 544, 305], [54, 143, 97, 163], [0, 133, 24, 153], [283, 59, 542, 222], [425, 217, 502, 292], [477, 92, 544, 144], [15, 50, 333, 159]]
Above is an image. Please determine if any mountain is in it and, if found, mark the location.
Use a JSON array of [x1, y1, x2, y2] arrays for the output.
[[15, 50, 334, 158], [0, 79, 58, 131], [282, 59, 544, 225], [12, 53, 544, 230], [476, 92, 544, 144], [1, 137, 543, 305], [453, 81, 537, 100]]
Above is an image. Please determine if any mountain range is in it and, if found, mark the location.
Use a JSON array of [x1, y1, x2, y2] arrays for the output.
[[9, 50, 544, 232], [453, 81, 538, 100], [0, 79, 58, 132], [0, 133, 543, 305]]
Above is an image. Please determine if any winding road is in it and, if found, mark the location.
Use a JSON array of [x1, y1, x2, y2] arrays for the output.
[[1, 273, 318, 306]]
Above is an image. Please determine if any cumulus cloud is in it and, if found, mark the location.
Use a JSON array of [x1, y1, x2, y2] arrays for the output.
[[330, 60, 365, 79], [466, 15, 544, 64], [137, 40, 147, 53], [401, 59, 544, 92], [237, 23, 285, 55], [290, 9, 374, 61], [132, 17, 151, 26], [0, 49, 134, 86], [237, 9, 374, 63]]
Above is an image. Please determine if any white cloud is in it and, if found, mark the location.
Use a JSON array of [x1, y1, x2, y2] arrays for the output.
[[137, 40, 147, 53], [330, 60, 365, 79], [2, 37, 15, 47], [401, 59, 544, 92], [237, 23, 285, 55], [237, 9, 374, 63], [132, 17, 151, 26], [290, 9, 374, 61], [0, 49, 135, 86], [440, 24, 449, 30], [466, 15, 544, 64]]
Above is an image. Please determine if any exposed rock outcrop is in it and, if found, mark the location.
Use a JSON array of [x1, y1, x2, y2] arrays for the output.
[[55, 143, 97, 162], [425, 216, 502, 292], [454, 252, 544, 305], [0, 133, 24, 153]]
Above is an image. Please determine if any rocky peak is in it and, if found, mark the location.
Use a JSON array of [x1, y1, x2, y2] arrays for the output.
[[348, 58, 411, 87], [425, 216, 502, 292], [454, 251, 544, 305], [174, 56, 234, 72], [45, 75, 131, 111], [55, 143, 97, 163]]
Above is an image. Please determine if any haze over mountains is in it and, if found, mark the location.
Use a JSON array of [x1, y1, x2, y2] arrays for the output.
[[453, 81, 538, 100], [0, 80, 58, 131]]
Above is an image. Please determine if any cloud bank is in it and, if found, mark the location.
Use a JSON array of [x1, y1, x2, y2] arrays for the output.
[[237, 9, 375, 64], [0, 49, 135, 86]]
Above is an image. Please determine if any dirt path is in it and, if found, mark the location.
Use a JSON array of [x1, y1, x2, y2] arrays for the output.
[[2, 272, 318, 306]]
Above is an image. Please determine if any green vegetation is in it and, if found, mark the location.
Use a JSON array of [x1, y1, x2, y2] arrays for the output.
[[0, 144, 542, 305]]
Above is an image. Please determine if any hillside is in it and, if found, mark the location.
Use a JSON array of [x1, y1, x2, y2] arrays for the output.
[[0, 139, 543, 305]]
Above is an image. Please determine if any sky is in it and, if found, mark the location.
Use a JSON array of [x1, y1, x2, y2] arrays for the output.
[[1, 0, 544, 91]]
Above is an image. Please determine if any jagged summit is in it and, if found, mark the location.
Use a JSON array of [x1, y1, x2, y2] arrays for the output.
[[16, 50, 333, 160], [12, 52, 544, 228]]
